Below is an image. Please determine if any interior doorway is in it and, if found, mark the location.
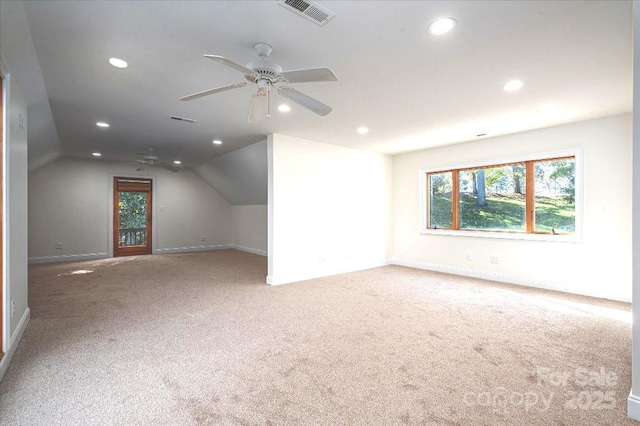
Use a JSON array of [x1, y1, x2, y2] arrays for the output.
[[113, 177, 152, 257]]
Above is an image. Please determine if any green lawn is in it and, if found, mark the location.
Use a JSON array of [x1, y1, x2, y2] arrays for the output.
[[430, 193, 574, 233]]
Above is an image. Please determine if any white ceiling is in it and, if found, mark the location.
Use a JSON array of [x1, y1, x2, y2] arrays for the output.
[[2, 0, 633, 170]]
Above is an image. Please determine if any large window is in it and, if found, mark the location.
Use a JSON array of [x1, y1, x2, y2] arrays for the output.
[[425, 155, 576, 235]]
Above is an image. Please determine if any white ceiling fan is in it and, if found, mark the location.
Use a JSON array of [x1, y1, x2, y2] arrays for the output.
[[115, 148, 182, 173], [180, 43, 338, 122]]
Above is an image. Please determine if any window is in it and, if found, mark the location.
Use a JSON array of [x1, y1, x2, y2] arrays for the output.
[[424, 155, 577, 236]]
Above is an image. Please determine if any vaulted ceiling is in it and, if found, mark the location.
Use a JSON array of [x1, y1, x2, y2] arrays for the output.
[[0, 1, 632, 171]]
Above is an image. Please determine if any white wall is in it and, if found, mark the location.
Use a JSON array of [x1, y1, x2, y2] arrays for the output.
[[268, 133, 392, 285], [0, 56, 30, 381], [231, 205, 267, 256], [392, 113, 632, 302], [28, 157, 232, 262]]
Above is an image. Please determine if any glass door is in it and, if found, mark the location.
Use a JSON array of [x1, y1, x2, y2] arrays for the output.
[[113, 177, 152, 257]]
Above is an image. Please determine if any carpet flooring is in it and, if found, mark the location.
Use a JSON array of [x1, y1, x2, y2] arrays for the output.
[[0, 249, 633, 425]]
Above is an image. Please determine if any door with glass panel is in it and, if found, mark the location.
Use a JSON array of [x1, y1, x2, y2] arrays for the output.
[[114, 177, 152, 257]]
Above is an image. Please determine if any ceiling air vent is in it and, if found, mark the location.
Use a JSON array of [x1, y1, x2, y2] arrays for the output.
[[278, 0, 335, 26], [169, 115, 197, 124]]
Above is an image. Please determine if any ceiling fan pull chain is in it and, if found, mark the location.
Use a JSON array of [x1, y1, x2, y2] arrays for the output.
[[267, 84, 271, 118]]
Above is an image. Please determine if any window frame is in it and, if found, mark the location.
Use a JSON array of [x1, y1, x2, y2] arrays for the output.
[[420, 149, 583, 242]]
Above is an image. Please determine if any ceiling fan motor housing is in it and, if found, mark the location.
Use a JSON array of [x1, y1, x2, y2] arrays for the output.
[[245, 59, 283, 84]]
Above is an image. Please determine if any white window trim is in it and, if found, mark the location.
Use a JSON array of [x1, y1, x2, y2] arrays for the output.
[[419, 148, 583, 243]]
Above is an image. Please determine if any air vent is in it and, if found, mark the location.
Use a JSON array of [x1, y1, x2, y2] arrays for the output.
[[278, 0, 335, 26], [169, 115, 197, 123]]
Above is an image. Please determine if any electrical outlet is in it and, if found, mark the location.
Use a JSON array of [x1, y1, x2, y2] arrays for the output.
[[11, 300, 15, 318], [55, 242, 63, 250], [490, 256, 499, 264], [465, 252, 472, 261]]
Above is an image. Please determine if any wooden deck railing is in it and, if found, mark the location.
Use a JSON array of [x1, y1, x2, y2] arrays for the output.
[[119, 227, 147, 246]]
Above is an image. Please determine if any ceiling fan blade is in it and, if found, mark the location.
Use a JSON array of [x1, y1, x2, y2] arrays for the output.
[[281, 67, 338, 84], [278, 87, 332, 116], [204, 55, 260, 80], [158, 162, 182, 173], [247, 91, 269, 123], [179, 82, 247, 101]]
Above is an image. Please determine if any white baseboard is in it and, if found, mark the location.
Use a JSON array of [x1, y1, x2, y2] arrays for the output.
[[28, 252, 108, 264], [267, 259, 391, 286], [228, 244, 267, 257], [27, 245, 267, 264], [0, 307, 30, 382], [390, 258, 630, 303], [628, 391, 640, 421], [155, 244, 229, 254]]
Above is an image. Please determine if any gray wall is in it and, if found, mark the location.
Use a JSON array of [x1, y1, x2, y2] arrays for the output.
[[0, 51, 30, 381], [28, 158, 235, 261]]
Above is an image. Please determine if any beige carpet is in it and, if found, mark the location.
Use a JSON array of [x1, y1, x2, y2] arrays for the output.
[[0, 249, 633, 425]]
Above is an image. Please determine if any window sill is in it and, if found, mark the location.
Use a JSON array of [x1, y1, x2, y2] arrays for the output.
[[420, 228, 581, 243]]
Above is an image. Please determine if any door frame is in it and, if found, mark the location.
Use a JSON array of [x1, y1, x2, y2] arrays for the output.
[[108, 174, 156, 257], [0, 64, 5, 360]]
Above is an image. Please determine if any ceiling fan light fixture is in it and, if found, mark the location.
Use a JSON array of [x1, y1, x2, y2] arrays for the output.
[[247, 90, 269, 123], [427, 18, 457, 36]]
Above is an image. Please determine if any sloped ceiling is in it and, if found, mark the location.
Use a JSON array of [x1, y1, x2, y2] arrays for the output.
[[194, 140, 267, 205], [0, 1, 60, 171]]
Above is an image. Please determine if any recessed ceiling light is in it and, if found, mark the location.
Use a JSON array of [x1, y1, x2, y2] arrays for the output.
[[357, 127, 369, 135], [92, 152, 102, 157], [503, 80, 523, 92], [108, 57, 128, 68], [278, 104, 291, 113], [427, 18, 457, 36], [212, 139, 222, 145], [96, 122, 110, 128], [173, 160, 181, 165]]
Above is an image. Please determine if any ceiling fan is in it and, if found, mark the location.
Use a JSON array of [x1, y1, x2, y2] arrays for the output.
[[180, 43, 338, 122], [115, 148, 182, 173]]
